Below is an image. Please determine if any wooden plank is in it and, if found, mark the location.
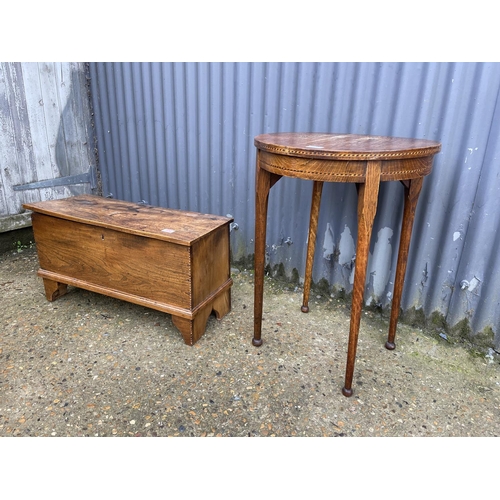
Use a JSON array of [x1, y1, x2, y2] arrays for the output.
[[24, 195, 232, 245], [38, 269, 196, 319], [0, 212, 32, 232], [0, 63, 37, 213], [191, 225, 231, 306], [32, 213, 193, 309], [20, 62, 65, 202]]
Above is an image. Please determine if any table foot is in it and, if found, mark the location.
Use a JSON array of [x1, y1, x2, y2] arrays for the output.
[[300, 305, 309, 313], [42, 277, 68, 302], [172, 302, 212, 346], [342, 387, 353, 397], [252, 338, 263, 347], [385, 341, 396, 350]]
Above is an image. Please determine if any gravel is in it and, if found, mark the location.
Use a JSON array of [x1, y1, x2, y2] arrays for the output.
[[2, 246, 500, 438]]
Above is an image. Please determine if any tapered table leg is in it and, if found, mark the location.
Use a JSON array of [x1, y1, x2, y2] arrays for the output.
[[342, 161, 381, 397], [301, 181, 324, 313], [253, 156, 281, 347], [385, 177, 424, 350]]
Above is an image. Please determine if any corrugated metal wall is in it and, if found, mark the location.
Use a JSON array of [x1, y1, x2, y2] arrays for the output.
[[89, 62, 500, 347], [0, 62, 97, 232]]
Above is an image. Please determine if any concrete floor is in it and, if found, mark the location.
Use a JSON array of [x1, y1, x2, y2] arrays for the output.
[[1, 246, 500, 438]]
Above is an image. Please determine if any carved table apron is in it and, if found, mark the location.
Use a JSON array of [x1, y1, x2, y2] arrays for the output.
[[252, 133, 441, 396]]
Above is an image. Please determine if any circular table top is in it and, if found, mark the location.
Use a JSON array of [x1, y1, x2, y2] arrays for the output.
[[255, 132, 441, 161]]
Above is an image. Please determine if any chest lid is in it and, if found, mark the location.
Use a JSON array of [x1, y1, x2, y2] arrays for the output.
[[23, 195, 233, 246]]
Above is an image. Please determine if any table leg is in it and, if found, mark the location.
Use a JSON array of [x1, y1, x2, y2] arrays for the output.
[[342, 161, 381, 397], [385, 177, 424, 350], [253, 159, 281, 347], [301, 181, 324, 313]]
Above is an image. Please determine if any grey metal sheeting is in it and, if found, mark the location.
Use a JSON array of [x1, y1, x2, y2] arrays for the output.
[[89, 62, 500, 347]]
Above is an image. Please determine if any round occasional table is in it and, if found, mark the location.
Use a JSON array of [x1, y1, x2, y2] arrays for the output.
[[252, 132, 441, 397]]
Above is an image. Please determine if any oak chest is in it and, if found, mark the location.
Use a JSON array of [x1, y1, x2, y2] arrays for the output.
[[23, 195, 233, 345]]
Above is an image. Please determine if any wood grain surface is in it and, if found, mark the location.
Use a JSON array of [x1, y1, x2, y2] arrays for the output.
[[255, 132, 441, 161], [24, 195, 232, 246], [32, 212, 193, 308]]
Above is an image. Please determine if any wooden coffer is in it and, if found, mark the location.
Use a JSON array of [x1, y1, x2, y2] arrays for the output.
[[23, 195, 233, 345]]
